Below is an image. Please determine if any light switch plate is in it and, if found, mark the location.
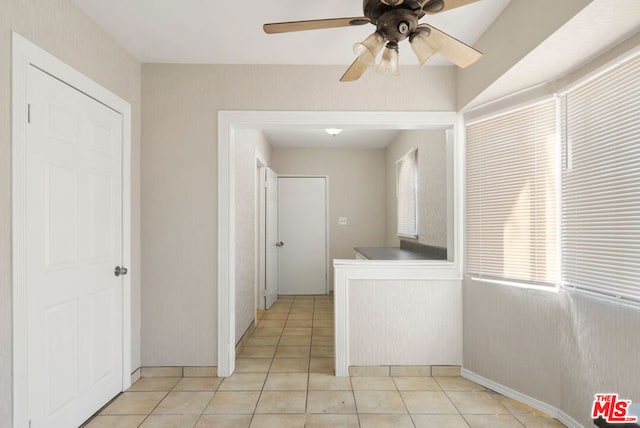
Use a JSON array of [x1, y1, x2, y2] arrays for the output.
[[339, 217, 348, 226]]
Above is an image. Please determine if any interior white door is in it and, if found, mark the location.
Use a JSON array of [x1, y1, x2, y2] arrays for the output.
[[26, 65, 124, 427], [264, 168, 279, 309], [278, 177, 327, 295]]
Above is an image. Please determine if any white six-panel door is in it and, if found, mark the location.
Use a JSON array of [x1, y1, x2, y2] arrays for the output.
[[277, 177, 327, 295], [26, 65, 124, 427]]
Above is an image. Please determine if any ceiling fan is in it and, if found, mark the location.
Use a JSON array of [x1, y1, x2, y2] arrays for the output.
[[263, 0, 484, 82]]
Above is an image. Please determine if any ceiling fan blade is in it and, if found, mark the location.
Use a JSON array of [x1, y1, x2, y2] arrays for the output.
[[264, 17, 370, 34], [340, 57, 370, 82], [422, 0, 481, 14], [416, 24, 482, 68]]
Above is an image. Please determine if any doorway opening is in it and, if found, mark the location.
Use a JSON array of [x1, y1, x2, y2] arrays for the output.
[[218, 111, 463, 376]]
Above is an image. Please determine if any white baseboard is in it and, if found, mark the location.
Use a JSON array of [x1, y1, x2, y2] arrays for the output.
[[461, 368, 584, 428], [130, 368, 141, 384]]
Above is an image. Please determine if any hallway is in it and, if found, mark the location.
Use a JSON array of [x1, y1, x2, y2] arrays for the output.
[[86, 295, 564, 427]]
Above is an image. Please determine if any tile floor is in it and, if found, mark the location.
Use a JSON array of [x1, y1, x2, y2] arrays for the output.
[[85, 295, 566, 427]]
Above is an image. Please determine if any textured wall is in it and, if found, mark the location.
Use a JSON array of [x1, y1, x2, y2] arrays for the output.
[[234, 130, 271, 343], [0, 0, 142, 425], [386, 130, 448, 248], [350, 279, 462, 366], [141, 64, 456, 366], [464, 279, 640, 426], [271, 148, 388, 289], [463, 280, 564, 407], [0, 2, 12, 425], [559, 293, 640, 426]]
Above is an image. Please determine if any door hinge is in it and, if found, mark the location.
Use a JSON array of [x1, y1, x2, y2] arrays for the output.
[[27, 104, 31, 124]]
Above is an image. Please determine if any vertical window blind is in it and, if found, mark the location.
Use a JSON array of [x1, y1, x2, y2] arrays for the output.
[[561, 54, 640, 303], [466, 99, 559, 285], [397, 149, 418, 237]]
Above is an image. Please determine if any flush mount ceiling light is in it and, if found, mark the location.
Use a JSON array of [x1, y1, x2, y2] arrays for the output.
[[326, 128, 343, 136], [263, 0, 483, 82]]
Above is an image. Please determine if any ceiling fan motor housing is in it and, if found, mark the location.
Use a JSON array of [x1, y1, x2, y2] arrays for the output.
[[377, 9, 419, 42], [363, 0, 424, 43], [363, 0, 425, 22]]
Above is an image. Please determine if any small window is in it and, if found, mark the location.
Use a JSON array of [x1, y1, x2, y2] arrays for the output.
[[396, 149, 418, 238]]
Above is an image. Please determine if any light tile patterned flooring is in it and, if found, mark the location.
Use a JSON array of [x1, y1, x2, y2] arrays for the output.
[[86, 295, 565, 427]]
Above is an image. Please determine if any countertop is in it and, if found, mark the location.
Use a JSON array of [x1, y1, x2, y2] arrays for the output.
[[354, 246, 445, 261], [355, 240, 447, 261]]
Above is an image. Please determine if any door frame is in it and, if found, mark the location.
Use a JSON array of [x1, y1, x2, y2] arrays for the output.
[[217, 110, 464, 376], [277, 175, 330, 296], [254, 152, 267, 314], [262, 167, 280, 311], [11, 33, 133, 426]]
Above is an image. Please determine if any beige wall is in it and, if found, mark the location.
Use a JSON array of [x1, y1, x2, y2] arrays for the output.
[[271, 148, 388, 289], [234, 130, 271, 343], [386, 130, 448, 248], [456, 0, 591, 109], [0, 0, 142, 424], [464, 279, 640, 426], [0, 2, 11, 424], [350, 279, 462, 366], [141, 64, 455, 366], [462, 37, 640, 426]]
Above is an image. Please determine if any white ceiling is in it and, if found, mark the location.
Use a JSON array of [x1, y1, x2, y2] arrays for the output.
[[264, 128, 402, 149], [71, 0, 510, 66], [467, 0, 640, 109], [70, 0, 639, 146], [69, 0, 507, 149]]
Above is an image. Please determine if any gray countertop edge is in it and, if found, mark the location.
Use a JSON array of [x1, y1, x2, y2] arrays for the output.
[[354, 246, 446, 261]]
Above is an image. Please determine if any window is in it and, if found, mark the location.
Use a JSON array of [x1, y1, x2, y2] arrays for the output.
[[397, 149, 418, 238], [466, 99, 559, 286], [561, 54, 640, 304]]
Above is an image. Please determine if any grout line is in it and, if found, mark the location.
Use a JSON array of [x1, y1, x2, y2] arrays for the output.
[[349, 374, 362, 428], [406, 412, 420, 428], [393, 379, 413, 421], [90, 295, 550, 428], [303, 297, 313, 415], [134, 389, 171, 427]]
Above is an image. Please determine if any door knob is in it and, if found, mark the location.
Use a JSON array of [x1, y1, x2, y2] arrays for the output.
[[114, 266, 128, 277], [276, 241, 284, 247]]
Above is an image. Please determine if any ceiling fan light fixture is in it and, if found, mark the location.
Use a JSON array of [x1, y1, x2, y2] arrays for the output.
[[376, 42, 400, 76], [410, 29, 438, 66], [353, 32, 386, 66], [325, 128, 343, 136]]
